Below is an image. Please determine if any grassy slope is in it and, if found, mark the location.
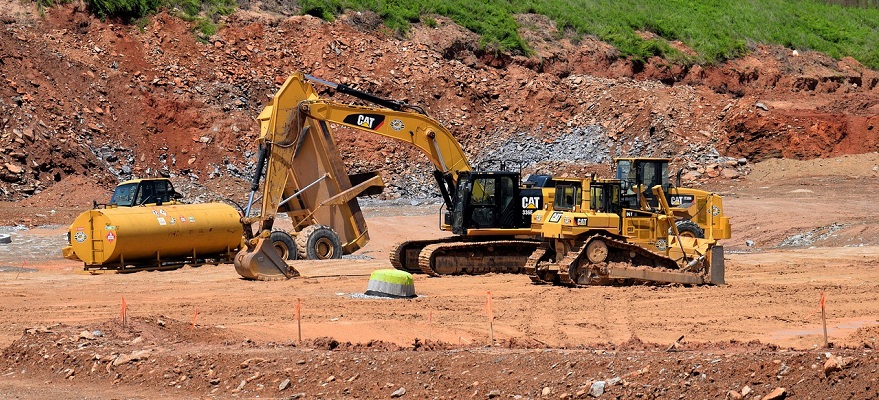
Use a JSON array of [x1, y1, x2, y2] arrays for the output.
[[301, 0, 879, 69]]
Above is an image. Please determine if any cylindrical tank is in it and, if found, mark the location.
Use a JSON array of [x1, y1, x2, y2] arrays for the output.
[[64, 203, 243, 268]]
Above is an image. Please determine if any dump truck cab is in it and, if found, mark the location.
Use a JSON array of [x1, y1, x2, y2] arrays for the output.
[[109, 178, 181, 207]]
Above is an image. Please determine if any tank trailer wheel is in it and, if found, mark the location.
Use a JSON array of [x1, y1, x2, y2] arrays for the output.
[[270, 231, 298, 260], [297, 225, 343, 260], [585, 238, 609, 263], [672, 220, 705, 238]]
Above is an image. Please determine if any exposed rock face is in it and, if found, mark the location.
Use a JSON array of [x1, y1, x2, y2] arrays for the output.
[[2, 5, 877, 202]]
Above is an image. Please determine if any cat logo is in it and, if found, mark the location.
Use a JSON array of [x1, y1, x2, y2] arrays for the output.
[[669, 195, 694, 206], [343, 113, 385, 130], [575, 218, 588, 226], [521, 196, 541, 209], [548, 211, 563, 223]]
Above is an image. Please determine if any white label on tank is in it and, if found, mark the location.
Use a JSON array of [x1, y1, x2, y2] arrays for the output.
[[74, 231, 87, 243], [157, 217, 167, 226], [179, 215, 187, 223], [170, 218, 176, 225], [106, 231, 116, 242], [188, 217, 195, 223], [152, 210, 159, 216], [159, 209, 167, 216]]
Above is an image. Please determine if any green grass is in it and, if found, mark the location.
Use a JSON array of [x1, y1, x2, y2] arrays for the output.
[[41, 0, 234, 37], [46, 0, 879, 69], [304, 0, 879, 69]]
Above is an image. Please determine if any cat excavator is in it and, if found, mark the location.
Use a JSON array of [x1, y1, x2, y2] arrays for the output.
[[234, 72, 553, 280]]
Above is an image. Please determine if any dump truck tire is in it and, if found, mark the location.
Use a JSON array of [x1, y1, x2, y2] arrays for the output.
[[296, 225, 343, 260], [270, 231, 297, 260]]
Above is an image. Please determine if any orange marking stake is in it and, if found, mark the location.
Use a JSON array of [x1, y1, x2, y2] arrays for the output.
[[296, 298, 302, 343], [820, 292, 828, 348], [190, 307, 199, 331], [484, 291, 494, 345], [120, 296, 128, 327]]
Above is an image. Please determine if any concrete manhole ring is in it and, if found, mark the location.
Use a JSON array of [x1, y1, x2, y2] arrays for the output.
[[0, 234, 11, 244]]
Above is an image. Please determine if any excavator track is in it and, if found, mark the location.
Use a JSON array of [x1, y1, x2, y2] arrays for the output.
[[390, 238, 460, 274], [417, 240, 541, 276], [528, 234, 709, 287]]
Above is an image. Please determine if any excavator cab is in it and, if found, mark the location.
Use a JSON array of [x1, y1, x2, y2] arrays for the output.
[[450, 171, 524, 234]]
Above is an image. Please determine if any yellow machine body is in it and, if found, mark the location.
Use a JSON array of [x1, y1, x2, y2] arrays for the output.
[[63, 203, 242, 270]]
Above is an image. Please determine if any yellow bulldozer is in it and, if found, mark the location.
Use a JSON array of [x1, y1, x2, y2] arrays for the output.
[[527, 176, 727, 286]]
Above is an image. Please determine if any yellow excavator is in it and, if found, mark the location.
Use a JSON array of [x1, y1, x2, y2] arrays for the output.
[[234, 72, 554, 280]]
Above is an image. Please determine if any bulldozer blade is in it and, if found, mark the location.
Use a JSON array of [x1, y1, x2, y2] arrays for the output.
[[234, 237, 300, 280]]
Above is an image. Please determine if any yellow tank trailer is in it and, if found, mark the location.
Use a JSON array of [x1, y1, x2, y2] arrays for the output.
[[63, 202, 242, 272]]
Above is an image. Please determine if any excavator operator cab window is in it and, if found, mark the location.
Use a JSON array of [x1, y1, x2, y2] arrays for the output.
[[554, 184, 580, 211], [470, 178, 496, 206], [455, 173, 522, 231]]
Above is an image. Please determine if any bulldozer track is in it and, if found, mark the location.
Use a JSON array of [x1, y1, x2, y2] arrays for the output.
[[524, 242, 551, 284], [417, 240, 541, 276], [527, 234, 708, 287]]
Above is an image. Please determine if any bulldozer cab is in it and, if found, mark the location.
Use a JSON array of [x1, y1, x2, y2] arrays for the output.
[[451, 171, 525, 234], [615, 158, 669, 210], [110, 178, 180, 207], [589, 180, 623, 215], [551, 178, 622, 215]]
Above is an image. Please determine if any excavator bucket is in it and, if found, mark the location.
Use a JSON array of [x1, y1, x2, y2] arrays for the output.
[[234, 237, 300, 280]]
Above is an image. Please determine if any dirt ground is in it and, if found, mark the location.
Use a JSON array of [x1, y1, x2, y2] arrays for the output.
[[1, 155, 878, 399]]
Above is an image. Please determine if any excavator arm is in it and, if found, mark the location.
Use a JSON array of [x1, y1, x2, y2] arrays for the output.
[[298, 100, 472, 179]]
